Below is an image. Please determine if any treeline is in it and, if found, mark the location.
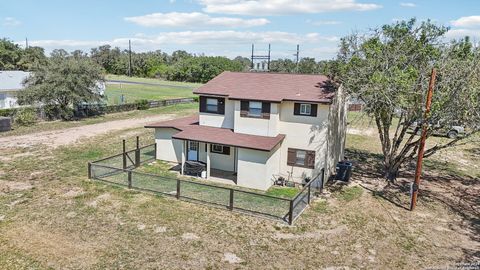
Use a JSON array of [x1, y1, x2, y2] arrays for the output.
[[1, 38, 335, 83]]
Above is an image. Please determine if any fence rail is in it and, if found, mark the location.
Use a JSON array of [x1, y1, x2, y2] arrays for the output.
[[88, 137, 323, 224]]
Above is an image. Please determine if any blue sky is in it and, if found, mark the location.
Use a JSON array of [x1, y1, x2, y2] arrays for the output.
[[1, 0, 479, 60]]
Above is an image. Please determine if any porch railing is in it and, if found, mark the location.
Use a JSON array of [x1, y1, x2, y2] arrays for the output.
[[88, 137, 323, 224]]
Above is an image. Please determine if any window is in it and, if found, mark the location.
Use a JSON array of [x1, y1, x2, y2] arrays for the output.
[[189, 141, 198, 151], [248, 101, 262, 117], [300, 104, 311, 115], [287, 148, 315, 168], [240, 100, 270, 119], [206, 98, 218, 113], [294, 103, 317, 117], [210, 144, 230, 155], [295, 150, 306, 166], [212, 144, 223, 153]]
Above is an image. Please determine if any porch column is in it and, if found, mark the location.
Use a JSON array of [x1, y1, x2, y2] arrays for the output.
[[181, 140, 186, 175], [206, 143, 211, 179]]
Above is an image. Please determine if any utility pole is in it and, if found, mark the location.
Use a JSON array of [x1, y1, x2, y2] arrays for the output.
[[128, 40, 132, 77], [294, 44, 300, 73], [267, 43, 271, 71], [410, 68, 436, 211], [25, 37, 29, 49], [251, 44, 254, 69]]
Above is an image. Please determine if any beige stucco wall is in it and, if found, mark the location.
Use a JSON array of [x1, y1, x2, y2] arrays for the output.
[[236, 147, 279, 190], [154, 128, 182, 163], [277, 101, 329, 183], [199, 98, 235, 129], [233, 101, 279, 137], [198, 142, 236, 171]]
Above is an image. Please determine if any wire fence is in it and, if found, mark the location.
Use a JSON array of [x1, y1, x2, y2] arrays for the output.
[[88, 137, 323, 224]]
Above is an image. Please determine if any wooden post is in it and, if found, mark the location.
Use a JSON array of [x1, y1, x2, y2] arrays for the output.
[[307, 185, 311, 204], [128, 170, 132, 189], [122, 139, 127, 169], [206, 143, 211, 179], [135, 136, 140, 167], [410, 68, 436, 211], [154, 142, 157, 160], [181, 141, 186, 175], [176, 179, 181, 199], [229, 189, 234, 210], [87, 162, 92, 179], [288, 200, 294, 225]]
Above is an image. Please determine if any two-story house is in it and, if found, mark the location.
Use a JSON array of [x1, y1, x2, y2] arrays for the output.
[[145, 72, 347, 190]]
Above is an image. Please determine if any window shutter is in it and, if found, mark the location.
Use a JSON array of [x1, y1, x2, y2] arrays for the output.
[[306, 151, 315, 168], [293, 103, 300, 115], [240, 101, 249, 117], [223, 146, 230, 155], [218, 98, 225, 115], [287, 148, 296, 166], [199, 96, 207, 112], [310, 104, 318, 117], [262, 102, 270, 119]]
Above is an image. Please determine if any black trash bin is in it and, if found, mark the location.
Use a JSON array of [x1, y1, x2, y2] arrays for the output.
[[335, 161, 353, 182]]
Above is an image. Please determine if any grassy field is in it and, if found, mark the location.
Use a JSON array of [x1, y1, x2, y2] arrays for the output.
[[105, 83, 197, 105], [0, 103, 198, 138], [0, 107, 478, 269], [106, 74, 203, 88]]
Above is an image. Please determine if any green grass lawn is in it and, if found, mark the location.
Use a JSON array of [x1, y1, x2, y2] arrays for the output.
[[106, 74, 203, 88], [105, 84, 197, 105]]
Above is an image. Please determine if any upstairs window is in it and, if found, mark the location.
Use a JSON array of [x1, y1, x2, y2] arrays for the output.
[[199, 96, 225, 115], [248, 101, 262, 117], [300, 104, 311, 115], [240, 100, 270, 119], [206, 98, 218, 113], [294, 103, 317, 117]]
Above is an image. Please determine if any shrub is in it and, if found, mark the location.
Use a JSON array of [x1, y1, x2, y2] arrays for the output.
[[15, 107, 37, 126], [192, 96, 199, 102], [0, 108, 17, 117], [136, 99, 150, 110]]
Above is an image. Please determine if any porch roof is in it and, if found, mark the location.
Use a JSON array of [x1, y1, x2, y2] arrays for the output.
[[145, 115, 285, 152]]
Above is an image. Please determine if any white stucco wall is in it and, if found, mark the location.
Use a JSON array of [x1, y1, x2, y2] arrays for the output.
[[233, 101, 279, 137], [198, 142, 235, 171], [277, 101, 330, 183], [154, 128, 182, 163], [236, 146, 281, 191], [199, 98, 235, 129], [0, 92, 19, 109]]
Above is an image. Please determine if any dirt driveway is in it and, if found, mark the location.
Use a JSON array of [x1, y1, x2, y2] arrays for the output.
[[0, 115, 175, 148]]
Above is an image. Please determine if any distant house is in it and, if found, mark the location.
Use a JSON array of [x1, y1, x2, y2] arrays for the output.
[[0, 71, 31, 109], [0, 70, 106, 110], [146, 72, 347, 190]]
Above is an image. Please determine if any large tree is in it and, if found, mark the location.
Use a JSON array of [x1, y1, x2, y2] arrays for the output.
[[17, 51, 104, 120], [338, 19, 480, 181]]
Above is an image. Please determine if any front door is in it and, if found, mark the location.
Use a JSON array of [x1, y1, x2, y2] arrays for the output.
[[187, 141, 199, 161]]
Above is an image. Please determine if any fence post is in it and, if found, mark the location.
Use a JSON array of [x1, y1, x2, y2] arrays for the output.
[[122, 139, 127, 169], [87, 162, 92, 179], [128, 170, 132, 189], [135, 136, 140, 167], [288, 200, 294, 225], [229, 189, 234, 210], [176, 179, 181, 199], [307, 185, 311, 204], [154, 142, 157, 160]]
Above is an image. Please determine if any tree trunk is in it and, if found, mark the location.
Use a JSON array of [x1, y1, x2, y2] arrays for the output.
[[384, 164, 400, 182]]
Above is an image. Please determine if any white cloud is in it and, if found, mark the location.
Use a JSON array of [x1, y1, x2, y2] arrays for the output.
[[2, 17, 21, 27], [198, 0, 381, 15], [399, 2, 416, 7], [445, 28, 480, 40], [124, 12, 269, 28], [307, 20, 342, 26], [23, 31, 338, 50], [451, 16, 480, 27]]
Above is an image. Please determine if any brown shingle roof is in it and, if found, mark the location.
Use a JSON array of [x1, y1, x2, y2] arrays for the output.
[[145, 115, 285, 151], [193, 71, 334, 103]]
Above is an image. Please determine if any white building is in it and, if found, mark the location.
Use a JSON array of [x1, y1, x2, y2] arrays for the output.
[[0, 71, 31, 109], [146, 72, 347, 190]]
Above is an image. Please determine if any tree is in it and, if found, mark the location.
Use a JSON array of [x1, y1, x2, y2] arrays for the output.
[[0, 38, 22, 70], [338, 19, 480, 181], [270, 59, 296, 73], [297, 57, 318, 74], [167, 56, 243, 83], [17, 52, 104, 120]]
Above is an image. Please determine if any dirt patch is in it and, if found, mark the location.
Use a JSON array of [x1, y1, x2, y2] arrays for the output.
[[87, 193, 112, 208], [0, 114, 176, 148], [0, 180, 33, 193], [181, 233, 199, 240], [273, 225, 347, 240], [223, 252, 244, 264], [62, 187, 85, 198]]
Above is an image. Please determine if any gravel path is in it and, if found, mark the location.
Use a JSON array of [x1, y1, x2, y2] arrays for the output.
[[0, 114, 175, 148]]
